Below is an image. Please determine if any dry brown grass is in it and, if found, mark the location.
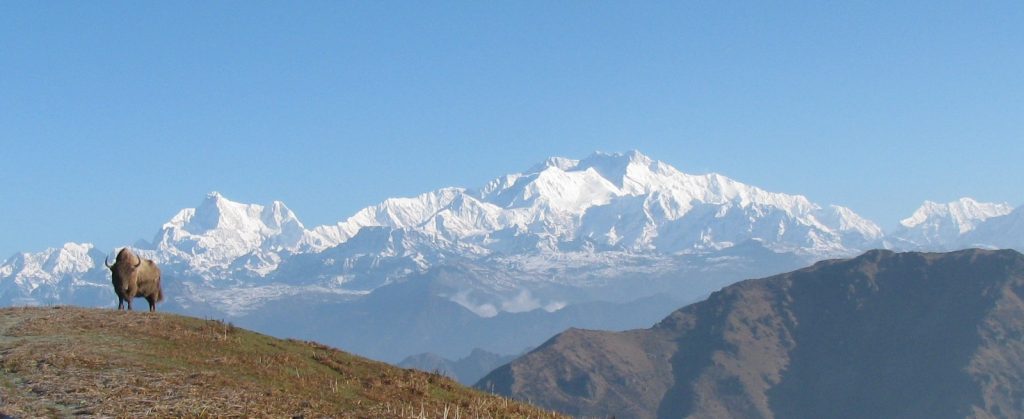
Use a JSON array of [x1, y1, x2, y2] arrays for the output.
[[0, 306, 564, 418]]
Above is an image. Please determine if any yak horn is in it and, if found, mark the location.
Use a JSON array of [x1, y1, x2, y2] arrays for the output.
[[134, 252, 143, 268], [104, 254, 113, 269]]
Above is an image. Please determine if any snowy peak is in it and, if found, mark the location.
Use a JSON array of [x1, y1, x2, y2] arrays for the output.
[[306, 151, 884, 257], [509, 166, 620, 212], [963, 206, 1024, 250], [527, 156, 581, 173], [175, 192, 306, 237], [2, 152, 892, 284], [818, 205, 885, 242], [310, 188, 470, 247], [899, 198, 1012, 232], [2, 150, 1018, 318], [479, 160, 620, 212], [42, 242, 98, 276], [516, 151, 819, 216], [892, 197, 1013, 250], [575, 150, 655, 190], [154, 193, 316, 276], [0, 243, 100, 289], [520, 150, 674, 196]]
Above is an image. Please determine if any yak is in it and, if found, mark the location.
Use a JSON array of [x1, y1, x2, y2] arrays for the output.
[[105, 247, 163, 312]]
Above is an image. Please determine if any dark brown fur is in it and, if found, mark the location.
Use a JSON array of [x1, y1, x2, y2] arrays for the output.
[[105, 248, 164, 312]]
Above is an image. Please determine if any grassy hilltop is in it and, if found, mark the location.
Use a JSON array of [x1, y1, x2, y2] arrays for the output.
[[0, 306, 560, 418]]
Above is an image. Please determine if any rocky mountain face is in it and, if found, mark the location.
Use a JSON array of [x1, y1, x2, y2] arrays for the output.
[[0, 151, 1019, 364], [477, 249, 1024, 419]]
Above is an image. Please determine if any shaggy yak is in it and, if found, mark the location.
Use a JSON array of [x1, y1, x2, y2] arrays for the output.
[[105, 247, 163, 312]]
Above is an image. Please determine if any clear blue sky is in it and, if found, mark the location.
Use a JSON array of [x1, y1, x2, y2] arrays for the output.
[[1, 2, 1022, 258]]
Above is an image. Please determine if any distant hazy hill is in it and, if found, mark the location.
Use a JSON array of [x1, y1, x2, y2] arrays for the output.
[[478, 249, 1024, 419], [0, 307, 560, 418], [400, 348, 520, 386]]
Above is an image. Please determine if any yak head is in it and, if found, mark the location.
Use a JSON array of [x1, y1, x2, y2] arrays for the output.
[[105, 248, 143, 295]]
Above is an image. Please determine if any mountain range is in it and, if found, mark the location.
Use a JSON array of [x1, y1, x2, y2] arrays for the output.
[[478, 248, 1024, 418], [0, 151, 1019, 363]]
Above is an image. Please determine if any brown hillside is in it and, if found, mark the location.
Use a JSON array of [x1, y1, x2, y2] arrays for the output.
[[0, 306, 563, 418], [478, 249, 1024, 419]]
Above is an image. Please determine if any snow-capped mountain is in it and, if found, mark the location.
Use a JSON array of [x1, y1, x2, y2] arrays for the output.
[[0, 242, 99, 289], [311, 151, 883, 260], [889, 198, 1013, 250], [0, 243, 110, 306], [962, 205, 1024, 250], [0, 150, 1018, 363], [250, 150, 887, 309], [2, 152, 1015, 305], [0, 150, 892, 315], [151, 192, 327, 279]]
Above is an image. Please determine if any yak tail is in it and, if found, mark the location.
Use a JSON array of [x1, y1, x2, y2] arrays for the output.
[[157, 286, 164, 303]]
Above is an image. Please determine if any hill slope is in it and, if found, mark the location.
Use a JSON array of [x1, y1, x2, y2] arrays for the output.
[[0, 307, 561, 418], [477, 249, 1024, 418]]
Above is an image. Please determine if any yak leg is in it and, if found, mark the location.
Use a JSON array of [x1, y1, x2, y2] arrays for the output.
[[117, 297, 125, 310], [146, 296, 157, 312]]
